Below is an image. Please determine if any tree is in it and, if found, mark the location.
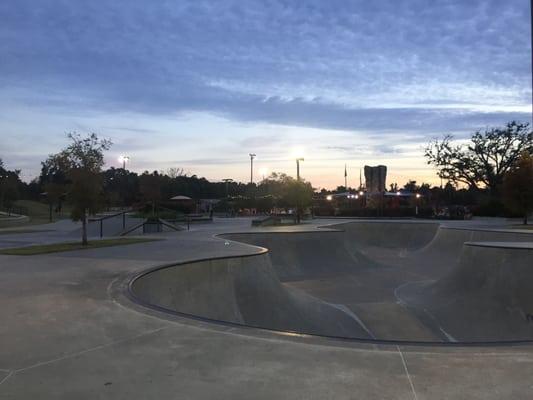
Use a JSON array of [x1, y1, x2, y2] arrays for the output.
[[425, 121, 533, 194], [0, 159, 21, 210], [284, 179, 314, 223], [403, 180, 418, 192], [50, 133, 112, 245], [503, 152, 533, 225], [40, 155, 69, 221], [139, 171, 162, 216]]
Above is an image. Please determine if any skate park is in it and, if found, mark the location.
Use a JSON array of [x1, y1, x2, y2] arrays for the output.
[[1, 216, 533, 399], [130, 220, 533, 344]]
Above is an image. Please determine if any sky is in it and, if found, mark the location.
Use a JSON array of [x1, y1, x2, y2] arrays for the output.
[[0, 0, 531, 189]]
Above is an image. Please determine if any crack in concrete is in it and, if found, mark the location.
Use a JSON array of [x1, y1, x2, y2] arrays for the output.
[[0, 371, 13, 387], [397, 345, 419, 400], [0, 326, 168, 387]]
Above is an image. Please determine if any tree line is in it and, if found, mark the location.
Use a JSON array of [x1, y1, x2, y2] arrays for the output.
[[1, 120, 532, 245]]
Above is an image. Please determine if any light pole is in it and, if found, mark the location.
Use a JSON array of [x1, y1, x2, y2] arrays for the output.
[[296, 157, 304, 181], [415, 193, 421, 216], [295, 157, 304, 224], [249, 153, 256, 184], [119, 155, 130, 170]]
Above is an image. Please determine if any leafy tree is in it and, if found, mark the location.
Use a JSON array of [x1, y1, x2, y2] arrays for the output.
[[259, 172, 313, 222], [503, 152, 533, 225], [40, 154, 70, 221], [284, 179, 314, 222], [102, 167, 139, 207], [139, 171, 162, 216], [403, 180, 418, 192], [0, 159, 21, 210], [49, 133, 112, 245], [43, 182, 65, 221], [425, 121, 533, 194]]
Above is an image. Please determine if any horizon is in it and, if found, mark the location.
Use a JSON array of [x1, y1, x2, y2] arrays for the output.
[[1, 0, 532, 189]]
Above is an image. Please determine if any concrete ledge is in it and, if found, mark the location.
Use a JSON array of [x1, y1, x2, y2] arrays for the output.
[[464, 241, 533, 250]]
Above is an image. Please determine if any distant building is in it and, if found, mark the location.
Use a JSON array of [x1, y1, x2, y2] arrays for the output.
[[364, 165, 387, 193]]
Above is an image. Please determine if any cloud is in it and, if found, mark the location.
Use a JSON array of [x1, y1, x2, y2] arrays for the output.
[[0, 0, 531, 183]]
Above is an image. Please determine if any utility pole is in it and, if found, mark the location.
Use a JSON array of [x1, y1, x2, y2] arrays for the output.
[[249, 153, 256, 184]]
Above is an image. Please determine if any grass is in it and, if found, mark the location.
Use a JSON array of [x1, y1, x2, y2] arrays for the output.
[[0, 238, 161, 256], [0, 229, 53, 235], [0, 200, 73, 227], [509, 224, 533, 230]]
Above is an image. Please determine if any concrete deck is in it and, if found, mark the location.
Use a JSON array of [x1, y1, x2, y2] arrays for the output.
[[0, 217, 532, 399]]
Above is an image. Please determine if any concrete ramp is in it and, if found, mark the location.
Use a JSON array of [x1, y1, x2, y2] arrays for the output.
[[129, 221, 533, 343], [398, 242, 533, 342], [130, 252, 372, 339]]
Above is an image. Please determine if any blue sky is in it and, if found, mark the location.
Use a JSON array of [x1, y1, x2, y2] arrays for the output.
[[0, 0, 531, 188]]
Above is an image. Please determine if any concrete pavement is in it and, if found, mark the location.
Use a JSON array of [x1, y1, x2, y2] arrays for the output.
[[0, 217, 532, 399]]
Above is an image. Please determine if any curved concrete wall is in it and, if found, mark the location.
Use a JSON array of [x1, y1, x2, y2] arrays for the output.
[[130, 221, 533, 343], [403, 244, 533, 341], [130, 252, 372, 339]]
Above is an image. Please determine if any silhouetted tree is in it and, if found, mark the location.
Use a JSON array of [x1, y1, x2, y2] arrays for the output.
[[503, 152, 533, 225], [0, 159, 21, 210], [49, 133, 112, 244], [139, 171, 162, 216], [425, 121, 533, 194]]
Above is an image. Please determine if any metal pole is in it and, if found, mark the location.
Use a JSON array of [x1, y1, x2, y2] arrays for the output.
[[296, 159, 300, 181], [122, 212, 126, 229], [100, 219, 103, 238], [249, 154, 256, 184], [531, 0, 533, 123]]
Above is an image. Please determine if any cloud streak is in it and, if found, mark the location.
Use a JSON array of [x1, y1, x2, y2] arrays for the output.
[[0, 0, 530, 186]]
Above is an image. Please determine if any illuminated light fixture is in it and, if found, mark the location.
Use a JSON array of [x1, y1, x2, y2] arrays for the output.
[[359, 191, 364, 196], [355, 195, 359, 199], [396, 191, 401, 196], [119, 155, 130, 169], [416, 193, 421, 198], [326, 195, 333, 201], [291, 147, 305, 160]]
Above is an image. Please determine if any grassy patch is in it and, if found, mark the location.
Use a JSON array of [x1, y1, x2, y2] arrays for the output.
[[0, 229, 53, 235], [509, 224, 533, 230], [0, 238, 161, 255]]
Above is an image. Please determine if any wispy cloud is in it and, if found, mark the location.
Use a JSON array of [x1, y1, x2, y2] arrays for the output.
[[0, 0, 530, 187]]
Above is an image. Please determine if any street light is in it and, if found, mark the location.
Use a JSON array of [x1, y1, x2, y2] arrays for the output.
[[119, 155, 130, 170], [259, 167, 268, 181], [296, 157, 304, 181], [249, 153, 256, 184]]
